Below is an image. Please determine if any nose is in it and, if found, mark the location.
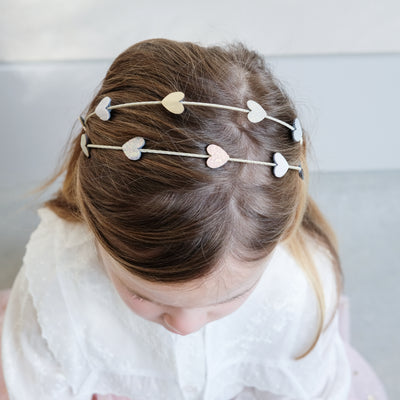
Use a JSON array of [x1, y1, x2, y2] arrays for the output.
[[163, 309, 208, 336]]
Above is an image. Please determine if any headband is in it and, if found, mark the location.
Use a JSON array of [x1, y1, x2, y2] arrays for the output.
[[80, 92, 304, 179]]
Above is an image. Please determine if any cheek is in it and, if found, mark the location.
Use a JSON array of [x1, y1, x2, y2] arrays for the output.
[[208, 297, 249, 321], [125, 297, 163, 320], [115, 285, 163, 321]]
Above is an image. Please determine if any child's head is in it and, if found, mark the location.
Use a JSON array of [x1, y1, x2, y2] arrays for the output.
[[77, 37, 307, 275], [45, 38, 322, 338]]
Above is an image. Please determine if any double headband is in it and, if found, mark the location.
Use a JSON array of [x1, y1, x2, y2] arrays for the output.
[[80, 92, 304, 179]]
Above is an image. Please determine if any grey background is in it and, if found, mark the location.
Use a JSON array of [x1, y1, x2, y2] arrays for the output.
[[2, 0, 400, 60]]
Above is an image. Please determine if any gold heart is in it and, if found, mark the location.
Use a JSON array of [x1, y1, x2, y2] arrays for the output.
[[206, 144, 229, 169], [161, 92, 185, 114]]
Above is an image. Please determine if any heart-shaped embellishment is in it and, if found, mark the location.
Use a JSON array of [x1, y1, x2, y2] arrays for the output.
[[292, 118, 303, 142], [80, 134, 90, 157], [206, 144, 229, 169], [95, 97, 112, 121], [122, 137, 146, 160], [273, 152, 289, 178], [161, 92, 185, 114], [247, 100, 267, 123], [79, 115, 87, 130], [298, 165, 304, 180]]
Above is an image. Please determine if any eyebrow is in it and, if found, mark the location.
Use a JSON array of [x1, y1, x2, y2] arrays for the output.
[[125, 275, 262, 307]]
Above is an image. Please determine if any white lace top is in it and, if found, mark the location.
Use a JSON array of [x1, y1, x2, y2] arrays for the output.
[[1, 207, 351, 400]]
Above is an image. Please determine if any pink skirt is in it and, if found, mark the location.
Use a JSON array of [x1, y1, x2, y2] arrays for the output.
[[0, 290, 388, 400]]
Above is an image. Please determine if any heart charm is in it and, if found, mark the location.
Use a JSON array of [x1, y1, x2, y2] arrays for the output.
[[206, 144, 229, 169], [273, 152, 289, 178], [95, 97, 112, 121], [161, 92, 185, 114], [247, 100, 267, 123], [298, 165, 304, 180], [292, 118, 303, 143], [80, 134, 90, 157], [122, 137, 146, 160], [79, 115, 87, 130]]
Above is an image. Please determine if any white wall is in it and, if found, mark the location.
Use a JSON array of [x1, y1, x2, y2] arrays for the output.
[[1, 0, 400, 61]]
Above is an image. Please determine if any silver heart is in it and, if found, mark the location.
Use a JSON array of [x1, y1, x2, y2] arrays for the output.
[[292, 118, 303, 142], [80, 134, 90, 157], [273, 152, 289, 178], [95, 97, 112, 121], [122, 137, 146, 160], [247, 100, 267, 123]]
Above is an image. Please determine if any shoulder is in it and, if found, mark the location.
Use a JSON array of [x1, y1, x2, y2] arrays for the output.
[[4, 208, 98, 394], [278, 236, 341, 359], [304, 236, 340, 327], [33, 207, 92, 249], [278, 236, 339, 321], [2, 265, 91, 397], [20, 207, 93, 288]]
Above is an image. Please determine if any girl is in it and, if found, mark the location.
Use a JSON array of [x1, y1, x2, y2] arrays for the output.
[[0, 38, 387, 400]]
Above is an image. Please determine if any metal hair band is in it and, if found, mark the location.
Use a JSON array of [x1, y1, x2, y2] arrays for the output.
[[80, 135, 304, 179], [81, 92, 303, 144]]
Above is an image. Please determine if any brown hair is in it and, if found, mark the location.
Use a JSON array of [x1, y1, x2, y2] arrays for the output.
[[36, 38, 343, 360]]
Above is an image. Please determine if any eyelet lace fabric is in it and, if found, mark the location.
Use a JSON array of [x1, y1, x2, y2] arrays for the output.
[[1, 208, 353, 400]]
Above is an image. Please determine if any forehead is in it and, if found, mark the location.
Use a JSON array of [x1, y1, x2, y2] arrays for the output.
[[96, 241, 271, 307]]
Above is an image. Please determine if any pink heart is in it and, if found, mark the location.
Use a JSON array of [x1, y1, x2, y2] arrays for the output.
[[206, 144, 229, 168]]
